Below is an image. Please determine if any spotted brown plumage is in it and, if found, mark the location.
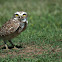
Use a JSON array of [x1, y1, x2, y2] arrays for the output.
[[0, 11, 28, 50]]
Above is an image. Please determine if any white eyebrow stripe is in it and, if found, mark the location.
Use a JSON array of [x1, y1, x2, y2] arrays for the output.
[[20, 12, 27, 16], [14, 12, 27, 16], [14, 12, 20, 15]]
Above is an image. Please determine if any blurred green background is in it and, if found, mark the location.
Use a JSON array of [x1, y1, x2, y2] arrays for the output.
[[0, 0, 62, 62]]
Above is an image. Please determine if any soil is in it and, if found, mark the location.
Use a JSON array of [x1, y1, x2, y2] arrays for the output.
[[0, 45, 46, 58], [0, 44, 61, 58]]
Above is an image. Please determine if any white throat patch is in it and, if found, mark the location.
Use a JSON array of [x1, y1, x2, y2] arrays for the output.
[[22, 18, 27, 22], [14, 18, 18, 20]]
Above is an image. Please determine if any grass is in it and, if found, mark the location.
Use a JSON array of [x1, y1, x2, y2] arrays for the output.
[[0, 0, 62, 62]]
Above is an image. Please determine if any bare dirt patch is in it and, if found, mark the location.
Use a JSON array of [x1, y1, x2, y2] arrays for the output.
[[0, 44, 61, 58], [0, 45, 46, 58]]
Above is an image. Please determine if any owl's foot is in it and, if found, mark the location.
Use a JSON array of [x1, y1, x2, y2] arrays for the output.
[[12, 46, 19, 50], [5, 44, 9, 50]]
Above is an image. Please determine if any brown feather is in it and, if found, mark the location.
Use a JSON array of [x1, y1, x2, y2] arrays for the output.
[[0, 11, 28, 41]]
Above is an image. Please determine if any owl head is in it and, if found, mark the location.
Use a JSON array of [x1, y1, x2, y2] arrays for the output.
[[13, 11, 27, 22]]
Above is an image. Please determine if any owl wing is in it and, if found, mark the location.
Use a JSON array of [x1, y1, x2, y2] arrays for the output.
[[0, 19, 20, 36]]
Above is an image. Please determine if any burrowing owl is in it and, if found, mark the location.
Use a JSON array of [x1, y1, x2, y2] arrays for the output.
[[0, 11, 28, 49]]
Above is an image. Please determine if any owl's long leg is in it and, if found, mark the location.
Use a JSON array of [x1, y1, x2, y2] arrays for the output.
[[8, 40, 15, 47], [4, 41, 9, 50], [8, 40, 18, 50]]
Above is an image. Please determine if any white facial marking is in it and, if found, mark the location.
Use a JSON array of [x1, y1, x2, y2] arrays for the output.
[[14, 11, 28, 22], [22, 18, 27, 22], [20, 12, 27, 16], [14, 12, 20, 15], [14, 12, 27, 16]]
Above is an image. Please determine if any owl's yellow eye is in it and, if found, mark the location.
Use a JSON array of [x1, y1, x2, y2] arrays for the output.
[[23, 14, 26, 16], [23, 15, 26, 16], [16, 14, 18, 16]]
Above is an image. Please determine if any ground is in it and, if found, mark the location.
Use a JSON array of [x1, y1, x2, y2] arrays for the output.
[[0, 0, 62, 62]]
